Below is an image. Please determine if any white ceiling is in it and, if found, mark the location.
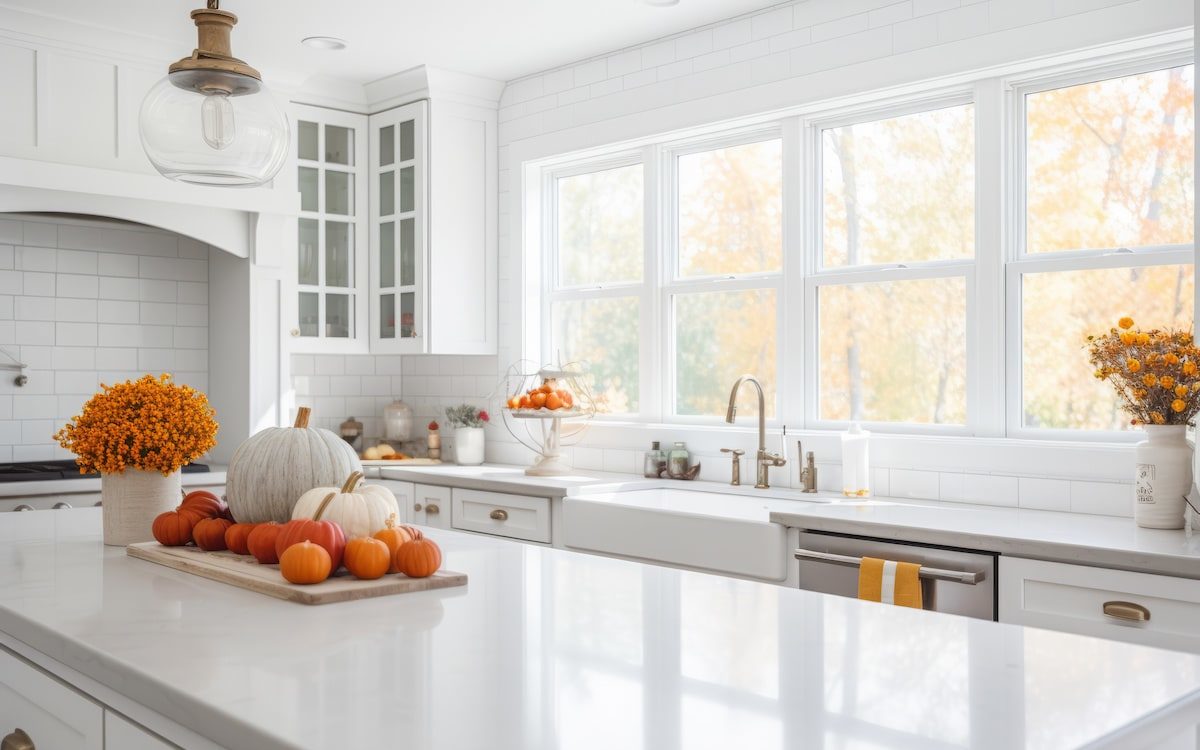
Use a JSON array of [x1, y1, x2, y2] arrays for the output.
[[4, 0, 785, 85]]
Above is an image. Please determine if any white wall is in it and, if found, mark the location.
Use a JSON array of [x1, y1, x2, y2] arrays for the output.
[[0, 213, 209, 462]]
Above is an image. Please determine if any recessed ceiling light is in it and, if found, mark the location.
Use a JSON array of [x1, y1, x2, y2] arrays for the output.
[[302, 36, 348, 51]]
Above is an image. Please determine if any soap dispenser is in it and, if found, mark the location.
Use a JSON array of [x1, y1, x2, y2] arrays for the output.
[[841, 422, 870, 497]]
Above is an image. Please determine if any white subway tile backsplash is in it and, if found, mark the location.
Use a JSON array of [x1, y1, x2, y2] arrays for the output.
[[810, 12, 869, 41], [12, 395, 57, 419], [344, 356, 375, 375], [16, 246, 56, 272], [56, 249, 97, 275], [890, 468, 940, 499], [1018, 477, 1072, 512], [138, 349, 175, 371], [97, 253, 139, 277], [55, 299, 97, 323], [95, 347, 136, 370], [0, 421, 26, 445], [51, 347, 95, 370], [98, 276, 139, 300], [0, 247, 13, 270], [674, 29, 714, 58], [15, 296, 54, 321], [140, 325, 174, 348], [22, 222, 56, 248], [56, 274, 98, 299], [572, 59, 608, 87], [139, 302, 177, 324], [936, 2, 988, 41], [15, 321, 54, 345], [0, 272, 20, 296], [22, 272, 55, 297], [712, 17, 753, 48], [139, 279, 177, 303], [53, 371, 99, 394], [606, 49, 642, 78], [869, 1, 913, 26], [893, 14, 939, 51], [315, 355, 346, 375], [912, 0, 960, 16], [177, 282, 207, 305], [752, 6, 794, 39], [55, 322, 97, 347], [1070, 480, 1133, 517]]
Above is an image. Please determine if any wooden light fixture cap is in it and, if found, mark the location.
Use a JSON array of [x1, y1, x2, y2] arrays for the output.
[[168, 0, 262, 85]]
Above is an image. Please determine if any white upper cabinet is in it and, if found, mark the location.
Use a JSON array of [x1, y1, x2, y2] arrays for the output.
[[291, 91, 496, 356], [289, 104, 370, 354], [369, 99, 497, 354]]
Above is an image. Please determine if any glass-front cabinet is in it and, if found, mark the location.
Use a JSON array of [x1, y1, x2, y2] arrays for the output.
[[370, 101, 427, 353], [291, 104, 369, 353]]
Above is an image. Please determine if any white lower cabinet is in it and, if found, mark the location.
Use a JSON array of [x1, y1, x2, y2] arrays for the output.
[[0, 646, 103, 750], [105, 712, 177, 749], [412, 483, 451, 529], [375, 479, 416, 524], [999, 557, 1200, 653], [452, 489, 552, 544]]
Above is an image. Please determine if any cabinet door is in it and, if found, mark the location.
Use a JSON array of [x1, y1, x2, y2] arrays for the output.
[[412, 483, 450, 529], [104, 712, 178, 750], [369, 102, 428, 354], [0, 646, 102, 750], [290, 104, 370, 354]]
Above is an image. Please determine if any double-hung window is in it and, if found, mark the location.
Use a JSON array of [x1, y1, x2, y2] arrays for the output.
[[1011, 60, 1195, 437], [810, 100, 976, 429]]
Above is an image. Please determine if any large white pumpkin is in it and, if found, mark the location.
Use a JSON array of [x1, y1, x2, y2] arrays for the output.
[[292, 471, 399, 539], [225, 407, 362, 523]]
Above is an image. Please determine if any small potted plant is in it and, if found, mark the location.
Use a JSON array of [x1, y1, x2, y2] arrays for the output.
[[445, 405, 489, 466], [1088, 318, 1199, 529], [54, 374, 219, 545]]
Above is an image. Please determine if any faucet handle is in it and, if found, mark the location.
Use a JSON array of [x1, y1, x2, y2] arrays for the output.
[[720, 448, 745, 457]]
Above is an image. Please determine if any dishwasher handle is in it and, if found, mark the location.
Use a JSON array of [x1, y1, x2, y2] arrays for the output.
[[794, 548, 984, 585]]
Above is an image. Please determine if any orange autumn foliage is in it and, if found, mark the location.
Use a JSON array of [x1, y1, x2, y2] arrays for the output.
[[53, 374, 219, 475]]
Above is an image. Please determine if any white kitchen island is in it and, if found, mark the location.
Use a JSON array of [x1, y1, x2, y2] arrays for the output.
[[1, 508, 1198, 750]]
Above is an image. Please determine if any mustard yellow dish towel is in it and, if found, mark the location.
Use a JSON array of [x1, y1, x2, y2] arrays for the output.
[[857, 557, 923, 609]]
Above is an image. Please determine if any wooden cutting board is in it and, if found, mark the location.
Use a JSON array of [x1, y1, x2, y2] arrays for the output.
[[127, 542, 467, 605]]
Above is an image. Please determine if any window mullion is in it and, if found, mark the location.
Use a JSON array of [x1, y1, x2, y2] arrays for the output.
[[642, 145, 662, 423], [974, 77, 1007, 438]]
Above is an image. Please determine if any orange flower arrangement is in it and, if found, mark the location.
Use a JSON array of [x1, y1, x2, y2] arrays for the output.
[[1088, 318, 1200, 427], [54, 374, 218, 475]]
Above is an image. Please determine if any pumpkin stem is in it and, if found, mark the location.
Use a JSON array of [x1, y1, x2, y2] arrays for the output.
[[385, 513, 397, 529], [340, 471, 364, 493], [313, 492, 337, 521], [294, 407, 312, 428], [180, 488, 187, 500]]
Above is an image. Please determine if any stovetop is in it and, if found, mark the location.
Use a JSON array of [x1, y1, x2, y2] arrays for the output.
[[0, 461, 211, 483]]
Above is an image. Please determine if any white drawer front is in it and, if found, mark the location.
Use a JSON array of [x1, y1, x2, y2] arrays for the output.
[[413, 484, 451, 529], [0, 646, 102, 750], [105, 712, 178, 750], [452, 489, 551, 543], [999, 557, 1200, 653]]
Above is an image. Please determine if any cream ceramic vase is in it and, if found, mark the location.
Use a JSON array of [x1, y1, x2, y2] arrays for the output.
[[455, 427, 485, 466], [1134, 425, 1191, 529], [101, 468, 181, 546]]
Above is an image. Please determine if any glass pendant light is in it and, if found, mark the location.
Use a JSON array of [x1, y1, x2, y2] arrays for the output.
[[139, 0, 289, 187]]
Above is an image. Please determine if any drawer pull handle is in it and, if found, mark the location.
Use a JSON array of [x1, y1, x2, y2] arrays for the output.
[[2, 728, 34, 750], [413, 503, 423, 512], [425, 503, 440, 515], [489, 509, 508, 521], [1103, 600, 1150, 622]]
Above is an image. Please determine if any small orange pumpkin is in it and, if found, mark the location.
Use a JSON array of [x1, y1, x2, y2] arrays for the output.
[[152, 510, 195, 546], [224, 522, 259, 555], [193, 517, 233, 551], [280, 540, 331, 584], [373, 514, 419, 573], [395, 537, 442, 578], [344, 537, 391, 580], [177, 489, 225, 524], [246, 522, 282, 564]]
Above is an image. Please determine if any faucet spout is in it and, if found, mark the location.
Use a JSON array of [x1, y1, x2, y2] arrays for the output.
[[725, 374, 784, 489]]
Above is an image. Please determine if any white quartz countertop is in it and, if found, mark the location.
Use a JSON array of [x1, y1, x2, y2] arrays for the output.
[[2, 509, 1200, 750], [768, 498, 1200, 579], [377, 462, 648, 496]]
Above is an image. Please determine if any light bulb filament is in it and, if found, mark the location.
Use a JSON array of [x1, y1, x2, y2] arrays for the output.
[[201, 93, 236, 150]]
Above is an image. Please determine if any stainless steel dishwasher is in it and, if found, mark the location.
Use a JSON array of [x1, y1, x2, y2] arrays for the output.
[[795, 530, 997, 620]]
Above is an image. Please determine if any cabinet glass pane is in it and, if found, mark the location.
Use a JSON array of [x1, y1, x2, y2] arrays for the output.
[[380, 293, 395, 339], [399, 120, 414, 162], [325, 221, 351, 287], [299, 167, 318, 212], [325, 170, 351, 215], [379, 171, 394, 217], [324, 125, 352, 165], [326, 293, 350, 338], [400, 291, 415, 338], [298, 292, 318, 336], [298, 218, 319, 285], [400, 218, 415, 286], [298, 121, 318, 161], [400, 166, 415, 213], [380, 222, 395, 288], [379, 125, 394, 166]]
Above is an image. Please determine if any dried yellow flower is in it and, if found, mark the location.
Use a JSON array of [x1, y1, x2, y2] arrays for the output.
[[1160, 375, 1176, 389], [1184, 361, 1198, 376], [1118, 317, 1135, 330], [1172, 399, 1188, 413], [1149, 412, 1166, 425], [1143, 374, 1159, 387], [1177, 385, 1189, 399], [1126, 358, 1141, 373]]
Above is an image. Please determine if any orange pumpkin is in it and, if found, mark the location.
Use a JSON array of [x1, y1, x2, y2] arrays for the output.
[[344, 537, 391, 580], [373, 515, 419, 573], [530, 391, 548, 409], [246, 522, 282, 564], [152, 510, 195, 546], [178, 489, 225, 523], [193, 517, 233, 551], [402, 524, 424, 540], [395, 537, 442, 578], [224, 522, 259, 555], [280, 541, 331, 585]]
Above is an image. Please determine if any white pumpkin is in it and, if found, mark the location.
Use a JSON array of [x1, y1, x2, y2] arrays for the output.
[[292, 470, 400, 539], [225, 407, 363, 523]]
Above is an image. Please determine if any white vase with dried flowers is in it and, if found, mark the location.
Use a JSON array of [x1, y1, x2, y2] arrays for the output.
[[446, 405, 490, 466], [1089, 317, 1198, 529]]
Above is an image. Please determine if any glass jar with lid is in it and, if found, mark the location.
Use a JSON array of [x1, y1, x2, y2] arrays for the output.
[[384, 399, 414, 442]]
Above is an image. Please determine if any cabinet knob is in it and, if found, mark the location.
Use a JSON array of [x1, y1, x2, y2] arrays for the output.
[[413, 503, 422, 512], [289, 328, 300, 337], [425, 503, 440, 515], [2, 728, 34, 750], [489, 509, 508, 521], [1103, 600, 1150, 622]]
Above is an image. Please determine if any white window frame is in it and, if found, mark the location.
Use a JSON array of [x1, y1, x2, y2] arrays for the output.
[[529, 39, 1194, 442], [1004, 49, 1196, 442]]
